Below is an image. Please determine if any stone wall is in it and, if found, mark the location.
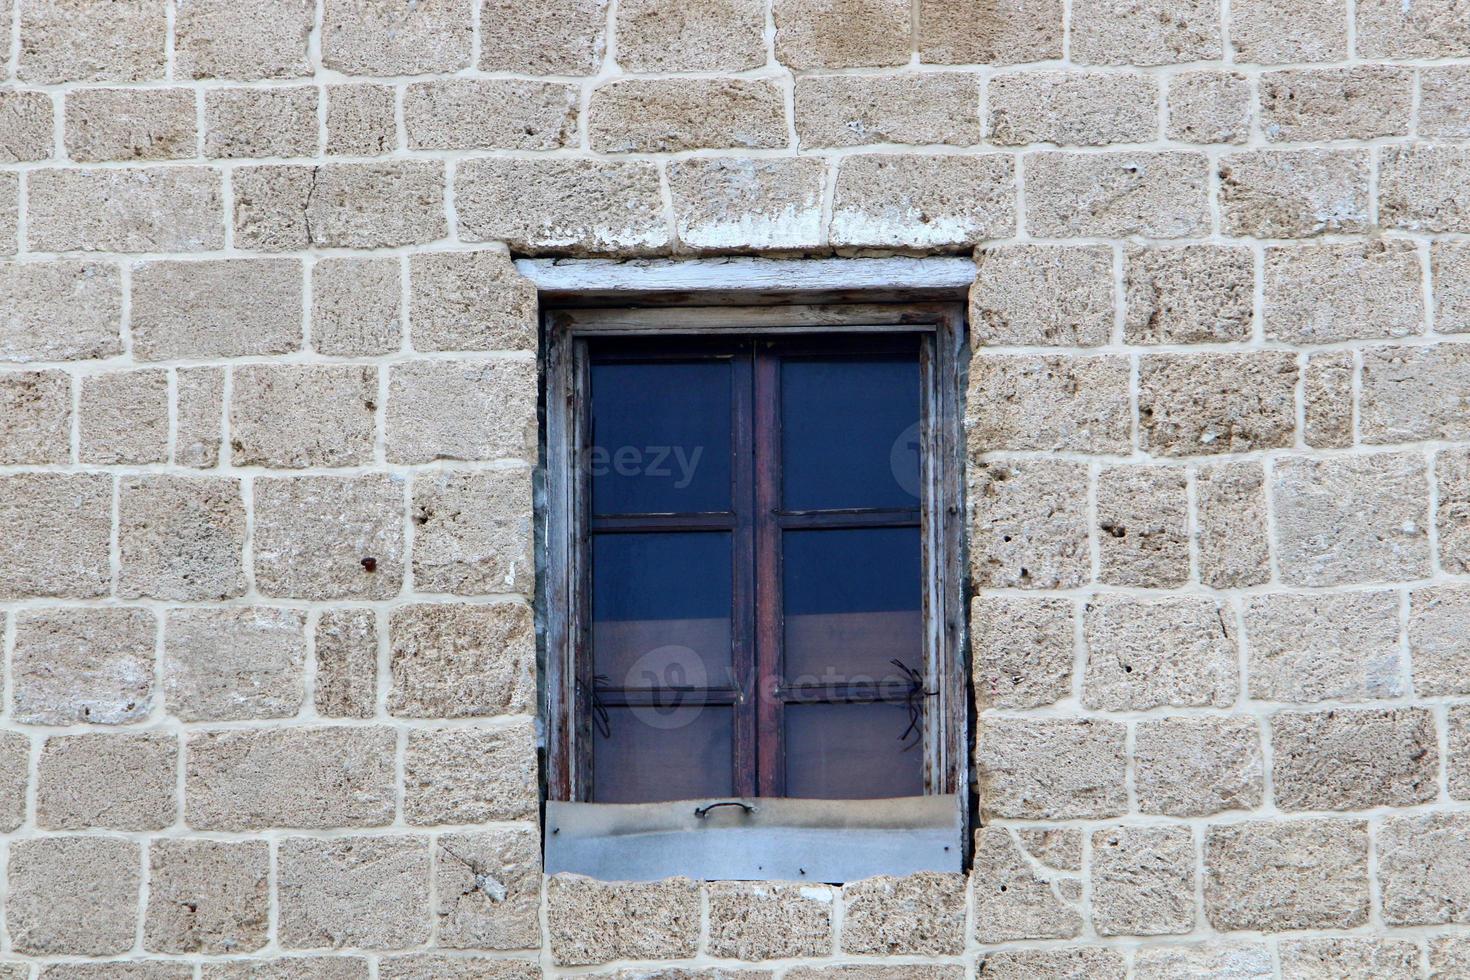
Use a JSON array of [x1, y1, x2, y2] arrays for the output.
[[2, 0, 1470, 976]]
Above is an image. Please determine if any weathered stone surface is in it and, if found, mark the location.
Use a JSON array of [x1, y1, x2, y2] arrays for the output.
[[1026, 152, 1209, 238], [412, 469, 532, 595], [79, 369, 168, 465], [0, 473, 111, 600], [1378, 813, 1470, 924], [1278, 937, 1420, 979], [1083, 596, 1235, 709], [1263, 242, 1423, 343], [831, 154, 1015, 248], [978, 718, 1127, 820], [842, 872, 965, 955], [325, 84, 396, 156], [972, 829, 1081, 943], [1091, 826, 1194, 937], [1432, 937, 1470, 980], [796, 73, 980, 149], [164, 607, 306, 721], [590, 79, 785, 154], [1381, 146, 1470, 233], [1135, 943, 1273, 980], [41, 963, 195, 980], [436, 827, 541, 950], [668, 157, 825, 252], [312, 257, 401, 356], [1135, 716, 1262, 816], [968, 354, 1130, 453], [118, 476, 246, 601], [1218, 150, 1369, 238], [145, 840, 269, 954], [788, 969, 959, 980], [403, 722, 537, 824], [547, 874, 700, 965], [774, 0, 910, 67], [28, 167, 224, 252], [1260, 66, 1412, 142], [1362, 345, 1470, 444], [186, 727, 396, 830], [321, 0, 472, 74], [27, 563, 114, 671], [0, 173, 14, 253], [1246, 591, 1401, 703], [1436, 242, 1470, 334], [988, 71, 1156, 145], [1302, 351, 1352, 448], [405, 79, 577, 151], [968, 459, 1090, 590], [1272, 453, 1430, 586], [616, 0, 765, 71], [132, 259, 303, 361], [1272, 707, 1437, 810], [278, 836, 431, 950], [175, 0, 314, 78], [972, 595, 1073, 709], [971, 245, 1113, 347], [1411, 585, 1470, 695], [1451, 705, 1470, 799], [176, 366, 224, 468], [1166, 70, 1250, 143], [253, 475, 405, 600], [230, 365, 377, 468], [37, 732, 174, 830], [0, 261, 122, 363], [386, 359, 537, 464], [977, 948, 1125, 980], [204, 87, 319, 158], [918, 0, 1062, 63], [1204, 819, 1369, 931], [707, 881, 833, 960], [1196, 462, 1270, 588], [1421, 66, 1470, 138], [456, 158, 667, 255], [234, 162, 446, 249], [1124, 245, 1253, 344], [1071, 0, 1220, 64], [314, 610, 378, 719], [0, 89, 54, 162], [0, 732, 30, 832], [19, 0, 165, 82], [0, 369, 70, 464], [1357, 0, 1470, 57], [1439, 450, 1470, 574], [1231, 0, 1346, 62], [409, 251, 535, 352], [1095, 467, 1190, 588], [379, 958, 535, 980], [201, 959, 370, 980], [389, 602, 533, 716], [1015, 828, 1083, 871], [480, 0, 606, 73], [8, 837, 141, 955], [65, 88, 195, 161]]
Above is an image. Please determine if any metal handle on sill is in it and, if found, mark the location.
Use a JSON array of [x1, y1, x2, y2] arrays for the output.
[[694, 800, 758, 819]]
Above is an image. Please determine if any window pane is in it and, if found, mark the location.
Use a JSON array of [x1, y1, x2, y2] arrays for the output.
[[590, 360, 732, 515], [784, 702, 924, 799], [783, 528, 923, 686], [592, 532, 733, 690], [781, 356, 921, 511], [593, 705, 734, 803]]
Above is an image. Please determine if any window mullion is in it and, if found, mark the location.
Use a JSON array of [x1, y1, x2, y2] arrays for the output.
[[753, 343, 784, 797], [730, 344, 759, 798]]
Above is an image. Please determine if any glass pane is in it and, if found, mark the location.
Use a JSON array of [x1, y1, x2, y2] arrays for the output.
[[783, 528, 923, 686], [592, 532, 733, 690], [593, 705, 734, 803], [781, 355, 921, 511], [784, 702, 924, 799], [590, 360, 732, 515]]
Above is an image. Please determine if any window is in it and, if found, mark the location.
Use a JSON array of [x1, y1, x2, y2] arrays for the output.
[[542, 299, 968, 882]]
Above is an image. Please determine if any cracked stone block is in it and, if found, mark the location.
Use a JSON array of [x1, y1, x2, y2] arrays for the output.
[[1378, 812, 1470, 925], [79, 368, 168, 465], [1260, 66, 1411, 141], [176, 367, 224, 468], [253, 475, 405, 600], [0, 261, 122, 363], [403, 722, 537, 824], [186, 727, 396, 831], [668, 157, 825, 252], [970, 245, 1114, 347], [1231, 0, 1345, 62], [175, 0, 314, 79], [1135, 942, 1273, 980], [408, 251, 536, 353], [1196, 462, 1270, 589], [616, 0, 765, 71], [326, 84, 396, 155], [977, 948, 1125, 980], [0, 369, 70, 464], [164, 607, 305, 722], [132, 258, 303, 361], [1362, 344, 1470, 443], [830, 154, 1016, 249], [1026, 152, 1209, 238], [204, 86, 320, 158], [480, 0, 606, 73], [1278, 937, 1420, 980], [972, 828, 1081, 943], [1302, 351, 1352, 448], [796, 73, 981, 149], [1246, 591, 1402, 703], [1166, 71, 1251, 143], [389, 602, 533, 717], [707, 881, 834, 960], [278, 836, 431, 950], [233, 162, 447, 250], [13, 607, 154, 726], [145, 840, 269, 954], [918, 0, 1062, 64], [1095, 467, 1190, 588], [321, 0, 472, 74], [386, 359, 537, 464], [405, 79, 578, 151], [1272, 707, 1437, 811], [1091, 826, 1195, 937], [774, 0, 910, 67], [972, 595, 1073, 710], [411, 469, 533, 596], [28, 167, 223, 252], [841, 872, 966, 956], [37, 732, 176, 830], [1204, 819, 1368, 931], [19, 0, 165, 82], [988, 71, 1157, 145], [0, 473, 112, 600], [8, 837, 141, 955], [968, 354, 1130, 454], [315, 609, 378, 719], [1071, 0, 1220, 64], [547, 874, 700, 965], [311, 257, 401, 356], [1411, 585, 1470, 695], [1135, 716, 1262, 816], [436, 828, 541, 950], [977, 718, 1127, 820], [65, 88, 195, 162], [1123, 245, 1253, 344], [1219, 149, 1370, 238], [1139, 351, 1296, 456], [1263, 241, 1423, 343], [1083, 595, 1236, 710], [230, 365, 378, 469], [968, 459, 1090, 590]]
